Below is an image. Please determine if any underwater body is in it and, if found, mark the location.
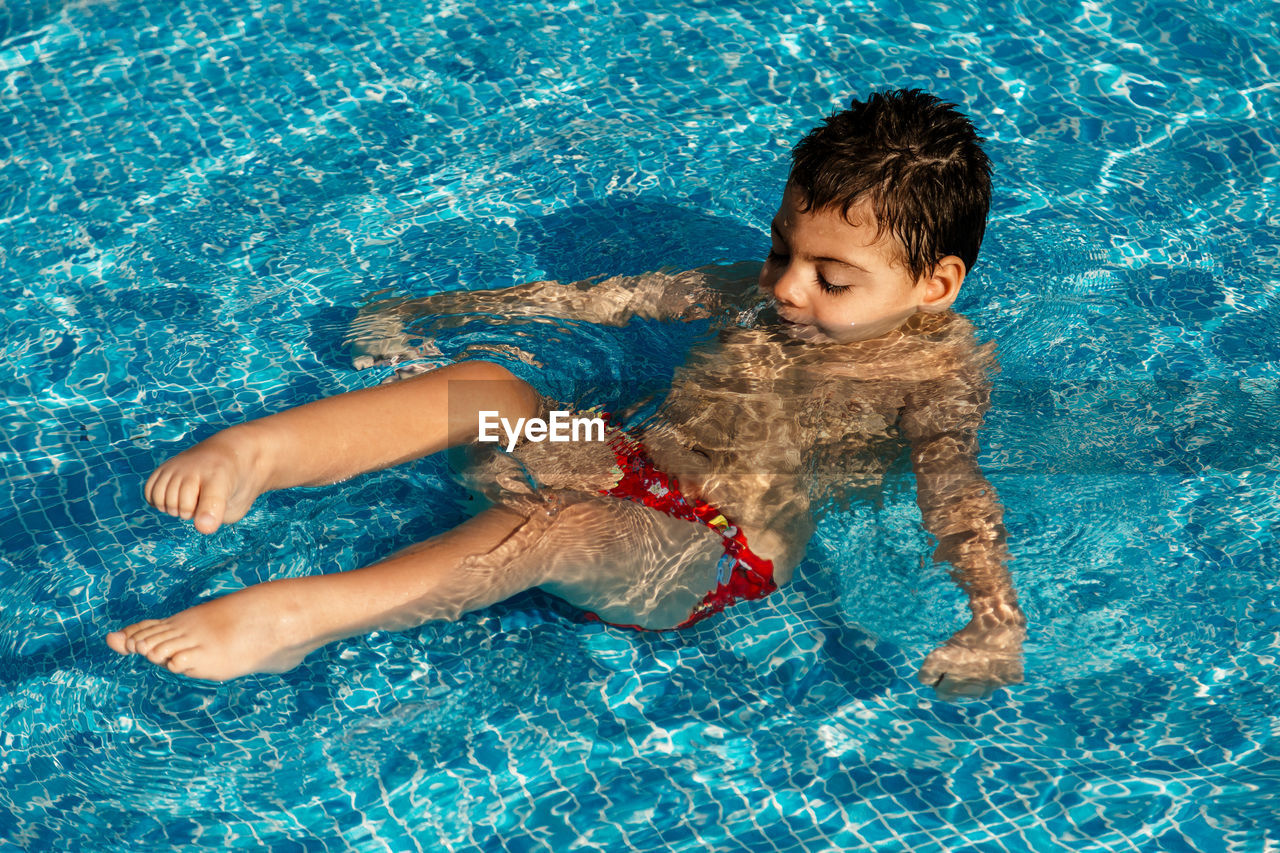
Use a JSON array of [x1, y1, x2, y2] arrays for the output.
[[2, 0, 1279, 849]]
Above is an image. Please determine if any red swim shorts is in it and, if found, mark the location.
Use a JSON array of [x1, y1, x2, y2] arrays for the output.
[[582, 430, 777, 630]]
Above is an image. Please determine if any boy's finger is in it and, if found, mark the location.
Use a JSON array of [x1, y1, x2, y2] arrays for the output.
[[915, 663, 945, 687], [946, 675, 995, 702]]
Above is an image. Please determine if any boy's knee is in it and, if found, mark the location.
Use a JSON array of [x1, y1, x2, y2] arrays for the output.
[[446, 360, 544, 424], [460, 360, 525, 386]]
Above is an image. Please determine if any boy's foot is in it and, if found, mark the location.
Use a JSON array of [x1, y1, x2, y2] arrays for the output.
[[917, 616, 1026, 701], [105, 578, 326, 681], [145, 428, 271, 534]]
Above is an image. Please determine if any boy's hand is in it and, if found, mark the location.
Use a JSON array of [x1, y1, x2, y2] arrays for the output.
[[916, 613, 1025, 702], [347, 300, 442, 377]]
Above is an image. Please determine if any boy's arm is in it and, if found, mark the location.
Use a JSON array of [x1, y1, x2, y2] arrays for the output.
[[901, 385, 1026, 701], [349, 263, 762, 367]]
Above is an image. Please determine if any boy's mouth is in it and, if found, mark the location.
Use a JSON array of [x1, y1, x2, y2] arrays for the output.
[[764, 300, 828, 339], [777, 316, 832, 343], [770, 304, 806, 326]]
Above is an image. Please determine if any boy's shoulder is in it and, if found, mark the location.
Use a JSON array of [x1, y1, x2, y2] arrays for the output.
[[820, 312, 993, 381], [900, 311, 995, 377], [893, 312, 997, 439]]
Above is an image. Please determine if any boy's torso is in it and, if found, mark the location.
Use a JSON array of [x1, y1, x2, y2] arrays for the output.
[[505, 311, 991, 583]]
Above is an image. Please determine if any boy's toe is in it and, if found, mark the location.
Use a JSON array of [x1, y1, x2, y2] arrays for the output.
[[146, 634, 198, 666], [164, 649, 208, 677], [192, 471, 229, 534], [194, 511, 221, 535], [165, 650, 193, 675], [105, 630, 129, 654], [177, 477, 201, 520], [125, 621, 173, 652], [133, 631, 177, 657], [145, 468, 171, 510], [118, 619, 161, 650], [166, 477, 189, 516]]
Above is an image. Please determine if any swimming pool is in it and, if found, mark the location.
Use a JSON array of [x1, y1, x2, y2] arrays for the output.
[[2, 0, 1278, 848]]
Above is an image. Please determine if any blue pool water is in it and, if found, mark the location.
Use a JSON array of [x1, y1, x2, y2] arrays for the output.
[[2, 0, 1278, 849]]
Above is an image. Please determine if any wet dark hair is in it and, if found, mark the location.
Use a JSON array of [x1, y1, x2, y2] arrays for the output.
[[788, 88, 992, 281]]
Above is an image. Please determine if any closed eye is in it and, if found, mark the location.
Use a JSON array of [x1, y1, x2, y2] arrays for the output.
[[817, 275, 848, 294]]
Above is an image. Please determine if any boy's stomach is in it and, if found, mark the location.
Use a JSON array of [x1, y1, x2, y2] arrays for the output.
[[624, 432, 818, 587], [493, 418, 896, 590]]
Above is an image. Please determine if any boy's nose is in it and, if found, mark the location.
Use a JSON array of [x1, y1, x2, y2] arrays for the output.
[[771, 267, 807, 308]]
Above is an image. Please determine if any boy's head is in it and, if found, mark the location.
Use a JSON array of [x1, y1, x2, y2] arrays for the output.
[[760, 89, 992, 343], [788, 88, 992, 282]]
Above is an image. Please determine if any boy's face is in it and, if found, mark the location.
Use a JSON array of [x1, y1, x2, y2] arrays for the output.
[[759, 184, 962, 343]]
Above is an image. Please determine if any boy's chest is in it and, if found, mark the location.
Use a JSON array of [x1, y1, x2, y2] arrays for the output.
[[662, 367, 910, 448], [798, 379, 907, 443]]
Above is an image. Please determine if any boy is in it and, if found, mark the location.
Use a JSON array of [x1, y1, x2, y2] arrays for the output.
[[107, 89, 1025, 700]]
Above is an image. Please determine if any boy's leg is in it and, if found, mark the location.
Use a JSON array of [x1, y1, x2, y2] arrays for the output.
[[146, 360, 541, 534], [107, 506, 535, 681], [107, 497, 724, 681]]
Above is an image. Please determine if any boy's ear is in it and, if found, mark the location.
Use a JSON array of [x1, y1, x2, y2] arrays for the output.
[[917, 255, 966, 313]]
